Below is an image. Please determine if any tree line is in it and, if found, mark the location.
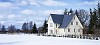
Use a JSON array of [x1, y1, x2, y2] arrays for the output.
[[0, 20, 48, 34]]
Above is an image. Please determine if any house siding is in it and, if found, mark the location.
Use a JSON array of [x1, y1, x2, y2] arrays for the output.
[[47, 15, 55, 35]]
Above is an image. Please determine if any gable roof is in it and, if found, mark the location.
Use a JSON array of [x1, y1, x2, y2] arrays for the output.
[[59, 14, 74, 28], [50, 14, 75, 28], [50, 14, 64, 24]]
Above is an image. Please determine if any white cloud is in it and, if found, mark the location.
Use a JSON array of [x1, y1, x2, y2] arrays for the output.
[[39, 10, 64, 15], [0, 15, 3, 19], [41, 0, 69, 6], [7, 14, 21, 19], [19, 1, 28, 6], [21, 9, 36, 15], [27, 0, 39, 6], [76, 1, 98, 6], [0, 2, 12, 8], [0, 2, 19, 9]]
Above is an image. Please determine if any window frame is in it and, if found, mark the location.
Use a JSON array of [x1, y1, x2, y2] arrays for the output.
[[71, 22, 73, 25], [78, 29, 80, 32], [74, 29, 75, 32], [68, 29, 70, 32], [76, 22, 78, 25]]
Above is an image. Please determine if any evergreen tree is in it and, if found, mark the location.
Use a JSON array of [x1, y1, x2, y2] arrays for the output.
[[88, 8, 98, 34], [97, 2, 100, 28], [69, 9, 73, 14], [64, 8, 68, 15], [1, 25, 6, 31], [75, 10, 79, 19], [42, 20, 48, 33], [32, 23, 37, 34], [97, 1, 100, 18]]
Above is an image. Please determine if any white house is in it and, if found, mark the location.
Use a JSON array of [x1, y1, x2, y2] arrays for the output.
[[47, 14, 83, 36]]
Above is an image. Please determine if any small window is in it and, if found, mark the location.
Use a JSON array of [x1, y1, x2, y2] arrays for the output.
[[50, 23, 53, 27], [74, 17, 75, 20], [50, 30, 53, 34], [68, 29, 70, 32], [78, 29, 80, 32], [56, 30, 57, 34], [76, 22, 78, 25], [71, 22, 73, 25], [74, 29, 75, 32]]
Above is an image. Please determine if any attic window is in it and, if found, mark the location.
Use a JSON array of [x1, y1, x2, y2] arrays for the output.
[[76, 22, 78, 25], [50, 23, 53, 27], [71, 22, 73, 25]]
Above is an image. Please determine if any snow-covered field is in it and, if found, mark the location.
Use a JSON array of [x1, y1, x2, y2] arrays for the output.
[[0, 34, 99, 45]]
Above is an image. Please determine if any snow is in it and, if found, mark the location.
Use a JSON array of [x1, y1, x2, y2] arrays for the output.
[[0, 34, 99, 45]]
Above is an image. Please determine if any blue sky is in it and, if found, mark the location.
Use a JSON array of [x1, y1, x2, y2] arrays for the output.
[[0, 0, 99, 29]]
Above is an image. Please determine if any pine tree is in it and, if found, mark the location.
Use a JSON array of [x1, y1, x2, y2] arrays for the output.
[[64, 8, 68, 15], [97, 1, 100, 18], [42, 20, 48, 33], [97, 2, 100, 28], [32, 23, 37, 34], [88, 8, 98, 34], [75, 10, 79, 19], [1, 25, 6, 31], [69, 9, 73, 14]]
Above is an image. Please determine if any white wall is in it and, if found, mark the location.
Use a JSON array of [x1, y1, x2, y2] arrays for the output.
[[64, 15, 83, 36], [56, 15, 83, 36], [47, 15, 55, 35]]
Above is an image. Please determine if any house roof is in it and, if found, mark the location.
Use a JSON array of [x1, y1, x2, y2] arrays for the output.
[[50, 14, 64, 24], [50, 14, 75, 28]]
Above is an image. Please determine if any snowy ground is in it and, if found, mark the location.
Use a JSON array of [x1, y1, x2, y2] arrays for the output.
[[0, 34, 99, 45]]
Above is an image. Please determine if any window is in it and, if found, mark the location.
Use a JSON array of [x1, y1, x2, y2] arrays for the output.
[[74, 29, 75, 32], [78, 29, 80, 32], [74, 17, 75, 20], [76, 22, 78, 25], [68, 29, 70, 32], [71, 22, 73, 25], [50, 23, 53, 27], [50, 30, 53, 34], [56, 30, 57, 34]]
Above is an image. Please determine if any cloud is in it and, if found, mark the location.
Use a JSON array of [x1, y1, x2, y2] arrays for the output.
[[27, 0, 39, 6], [39, 10, 64, 15], [40, 0, 69, 6], [0, 15, 3, 19], [19, 0, 28, 6], [0, 2, 12, 8], [76, 1, 98, 6], [7, 14, 21, 19], [21, 9, 36, 15]]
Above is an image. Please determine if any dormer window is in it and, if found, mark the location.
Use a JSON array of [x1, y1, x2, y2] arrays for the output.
[[71, 22, 73, 25]]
